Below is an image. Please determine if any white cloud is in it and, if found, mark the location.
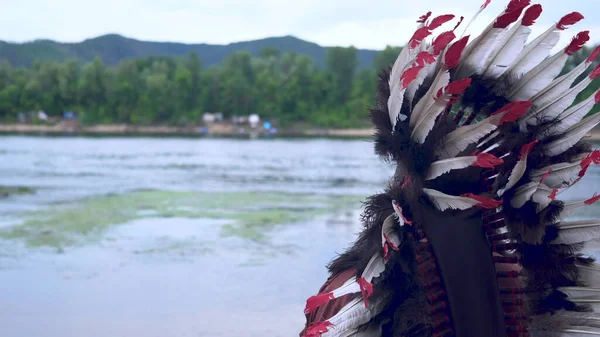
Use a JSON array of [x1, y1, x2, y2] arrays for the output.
[[0, 0, 599, 50]]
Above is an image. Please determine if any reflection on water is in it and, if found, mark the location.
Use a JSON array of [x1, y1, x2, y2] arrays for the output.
[[0, 136, 599, 337]]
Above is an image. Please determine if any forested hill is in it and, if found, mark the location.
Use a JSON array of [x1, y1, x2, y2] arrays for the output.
[[0, 34, 380, 69]]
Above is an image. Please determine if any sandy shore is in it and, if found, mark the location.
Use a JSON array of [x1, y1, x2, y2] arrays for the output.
[[2, 122, 600, 140]]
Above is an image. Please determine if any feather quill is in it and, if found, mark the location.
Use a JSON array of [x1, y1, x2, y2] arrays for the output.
[[548, 91, 600, 137], [525, 64, 600, 126], [426, 152, 503, 180], [533, 45, 600, 109], [558, 194, 600, 221], [530, 162, 581, 187], [544, 112, 600, 157], [424, 189, 502, 211], [552, 220, 600, 245], [509, 31, 590, 102]]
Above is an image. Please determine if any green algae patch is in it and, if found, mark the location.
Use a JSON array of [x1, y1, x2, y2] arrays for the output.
[[0, 190, 363, 249], [0, 186, 35, 198]]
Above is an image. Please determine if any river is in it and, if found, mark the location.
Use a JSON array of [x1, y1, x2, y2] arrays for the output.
[[0, 136, 599, 337]]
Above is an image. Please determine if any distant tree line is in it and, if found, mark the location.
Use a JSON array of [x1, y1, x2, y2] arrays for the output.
[[0, 45, 598, 128]]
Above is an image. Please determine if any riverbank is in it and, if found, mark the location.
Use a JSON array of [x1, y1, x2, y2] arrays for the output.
[[0, 122, 374, 138], [2, 123, 600, 140]]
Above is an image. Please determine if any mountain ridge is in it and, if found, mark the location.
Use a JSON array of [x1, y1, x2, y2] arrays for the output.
[[0, 34, 382, 69]]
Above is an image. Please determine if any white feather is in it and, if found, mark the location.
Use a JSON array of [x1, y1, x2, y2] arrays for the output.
[[483, 23, 532, 77], [549, 92, 600, 136], [530, 162, 581, 187], [505, 28, 561, 77], [552, 220, 600, 245], [532, 184, 554, 212], [498, 155, 528, 196], [361, 254, 386, 284], [436, 113, 502, 159], [330, 278, 361, 299], [532, 58, 594, 109], [410, 70, 450, 128], [422, 188, 480, 211], [510, 181, 538, 208], [525, 75, 593, 127], [460, 28, 504, 75], [405, 62, 435, 105], [559, 200, 593, 222], [544, 113, 600, 157], [509, 52, 569, 102], [425, 156, 478, 180], [411, 97, 451, 144], [380, 214, 400, 252], [321, 298, 381, 337], [388, 43, 420, 128]]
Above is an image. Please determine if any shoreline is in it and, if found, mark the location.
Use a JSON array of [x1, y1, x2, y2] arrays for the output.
[[2, 123, 600, 140], [0, 123, 374, 138]]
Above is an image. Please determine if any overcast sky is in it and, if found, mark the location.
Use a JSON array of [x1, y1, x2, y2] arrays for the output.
[[1, 0, 600, 50]]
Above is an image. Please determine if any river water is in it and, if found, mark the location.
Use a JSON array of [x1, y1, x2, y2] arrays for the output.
[[0, 136, 598, 337]]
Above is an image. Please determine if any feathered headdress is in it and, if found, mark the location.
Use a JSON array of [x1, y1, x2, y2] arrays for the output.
[[300, 1, 600, 337]]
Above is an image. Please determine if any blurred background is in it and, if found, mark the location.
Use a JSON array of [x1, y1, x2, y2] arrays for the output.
[[1, 1, 600, 337]]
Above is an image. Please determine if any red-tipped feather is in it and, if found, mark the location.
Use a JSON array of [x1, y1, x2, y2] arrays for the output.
[[590, 63, 600, 79], [409, 26, 432, 48], [447, 78, 472, 95], [495, 0, 530, 28], [481, 0, 492, 9], [556, 12, 584, 30], [305, 293, 335, 314], [417, 11, 433, 24], [416, 51, 436, 66], [492, 101, 533, 124], [549, 189, 559, 200], [474, 153, 504, 168], [382, 242, 390, 260], [436, 78, 472, 101], [595, 90, 600, 104], [539, 169, 553, 185], [519, 139, 539, 159], [400, 66, 423, 89], [586, 46, 600, 63], [565, 31, 590, 55], [303, 321, 334, 337], [384, 233, 400, 251], [585, 193, 600, 205], [428, 14, 455, 30], [579, 150, 600, 177], [506, 0, 530, 11], [462, 193, 503, 208], [401, 52, 435, 88], [445, 36, 470, 69], [357, 278, 374, 307], [521, 4, 543, 26], [432, 31, 456, 55]]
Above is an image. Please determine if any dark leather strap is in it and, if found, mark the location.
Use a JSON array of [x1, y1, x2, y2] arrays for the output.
[[421, 206, 506, 337]]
